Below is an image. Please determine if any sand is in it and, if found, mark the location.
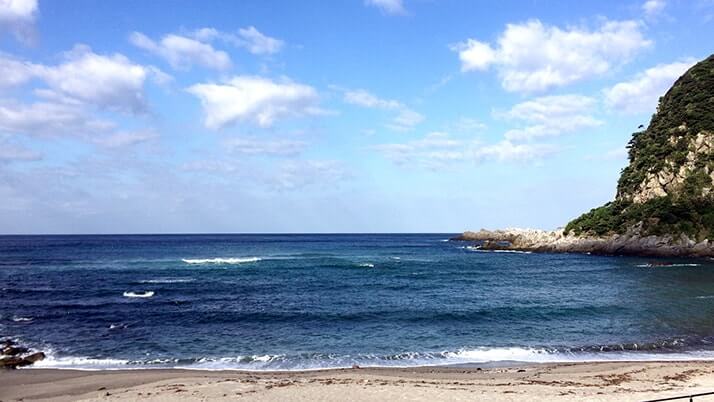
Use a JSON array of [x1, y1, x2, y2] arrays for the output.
[[3, 361, 714, 401]]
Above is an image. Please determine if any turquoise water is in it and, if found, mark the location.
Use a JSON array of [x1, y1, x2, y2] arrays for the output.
[[2, 234, 714, 370]]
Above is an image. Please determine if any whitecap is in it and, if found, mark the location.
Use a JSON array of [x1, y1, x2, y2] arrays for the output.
[[123, 291, 154, 298], [12, 316, 33, 322], [636, 263, 701, 268], [358, 263, 375, 268], [139, 278, 195, 284], [182, 257, 261, 265]]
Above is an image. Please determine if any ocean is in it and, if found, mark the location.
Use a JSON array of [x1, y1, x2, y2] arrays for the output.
[[2, 233, 714, 371]]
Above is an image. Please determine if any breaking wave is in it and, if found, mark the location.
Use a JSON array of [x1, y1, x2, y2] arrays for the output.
[[139, 278, 195, 284], [28, 345, 714, 371], [182, 257, 262, 265], [123, 291, 155, 298]]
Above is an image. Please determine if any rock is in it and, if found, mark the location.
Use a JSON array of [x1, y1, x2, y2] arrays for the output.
[[23, 352, 45, 363], [2, 346, 29, 356], [454, 227, 714, 258], [0, 356, 25, 369]]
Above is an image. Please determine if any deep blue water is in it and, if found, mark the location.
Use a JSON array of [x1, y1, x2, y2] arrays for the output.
[[3, 234, 714, 370]]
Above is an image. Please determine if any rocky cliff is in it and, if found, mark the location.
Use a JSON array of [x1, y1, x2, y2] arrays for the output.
[[457, 54, 714, 257], [565, 54, 714, 241]]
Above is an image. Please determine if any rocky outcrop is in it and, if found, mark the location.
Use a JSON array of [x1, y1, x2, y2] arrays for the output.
[[454, 227, 714, 257], [0, 339, 45, 369], [460, 54, 714, 257], [630, 131, 714, 204]]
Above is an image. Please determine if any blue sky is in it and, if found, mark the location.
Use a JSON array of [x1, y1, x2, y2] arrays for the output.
[[0, 0, 712, 234]]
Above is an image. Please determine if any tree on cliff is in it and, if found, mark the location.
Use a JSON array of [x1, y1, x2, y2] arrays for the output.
[[565, 54, 714, 240]]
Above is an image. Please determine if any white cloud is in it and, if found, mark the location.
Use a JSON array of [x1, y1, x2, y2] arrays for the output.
[[365, 0, 406, 15], [0, 101, 115, 138], [453, 19, 651, 92], [342, 88, 423, 131], [498, 95, 602, 141], [0, 0, 37, 44], [453, 39, 496, 71], [130, 31, 232, 70], [0, 53, 37, 87], [603, 60, 695, 114], [224, 137, 307, 156], [344, 89, 401, 109], [474, 140, 558, 162], [35, 45, 157, 114], [374, 132, 556, 169], [234, 26, 284, 55], [0, 47, 165, 143], [0, 99, 161, 147], [93, 130, 158, 148], [388, 108, 425, 131], [643, 0, 666, 18], [192, 26, 284, 55], [449, 117, 487, 133], [187, 76, 320, 129]]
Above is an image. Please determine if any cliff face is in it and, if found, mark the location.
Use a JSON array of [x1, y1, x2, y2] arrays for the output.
[[457, 55, 714, 257], [565, 54, 714, 241]]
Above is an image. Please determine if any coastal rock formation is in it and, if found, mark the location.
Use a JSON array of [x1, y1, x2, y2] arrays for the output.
[[458, 54, 714, 257], [0, 339, 45, 369], [454, 226, 714, 257]]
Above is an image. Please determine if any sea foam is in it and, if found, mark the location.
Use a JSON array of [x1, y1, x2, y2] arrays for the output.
[[123, 291, 154, 298], [139, 278, 195, 284], [182, 257, 262, 265]]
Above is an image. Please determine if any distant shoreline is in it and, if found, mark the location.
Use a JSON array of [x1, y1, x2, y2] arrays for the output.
[[453, 228, 714, 258], [5, 361, 714, 401]]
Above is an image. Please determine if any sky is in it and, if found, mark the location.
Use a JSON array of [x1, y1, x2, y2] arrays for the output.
[[0, 0, 712, 234]]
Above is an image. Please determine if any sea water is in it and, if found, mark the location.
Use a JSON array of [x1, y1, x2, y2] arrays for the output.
[[2, 233, 714, 370]]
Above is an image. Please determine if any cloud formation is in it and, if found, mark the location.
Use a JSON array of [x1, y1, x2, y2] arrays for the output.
[[0, 46, 165, 146], [642, 0, 666, 19], [130, 32, 232, 70], [365, 0, 406, 15], [342, 88, 423, 131], [188, 76, 321, 129], [453, 19, 651, 92], [374, 132, 556, 169], [603, 60, 695, 114], [193, 26, 284, 55], [0, 0, 37, 43], [498, 95, 602, 141]]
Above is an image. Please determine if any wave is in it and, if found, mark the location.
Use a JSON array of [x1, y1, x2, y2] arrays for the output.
[[635, 263, 702, 268], [358, 263, 375, 268], [182, 257, 261, 265], [139, 278, 195, 284], [465, 246, 532, 254], [27, 346, 714, 371], [123, 291, 154, 298], [12, 316, 33, 322]]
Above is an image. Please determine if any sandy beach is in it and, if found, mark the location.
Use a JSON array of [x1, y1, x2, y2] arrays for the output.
[[3, 361, 714, 401]]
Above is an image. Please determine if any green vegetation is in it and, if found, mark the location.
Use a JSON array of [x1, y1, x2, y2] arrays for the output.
[[564, 54, 714, 240]]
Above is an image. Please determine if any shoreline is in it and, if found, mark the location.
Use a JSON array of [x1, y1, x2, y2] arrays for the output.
[[4, 361, 714, 401], [454, 228, 714, 258]]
